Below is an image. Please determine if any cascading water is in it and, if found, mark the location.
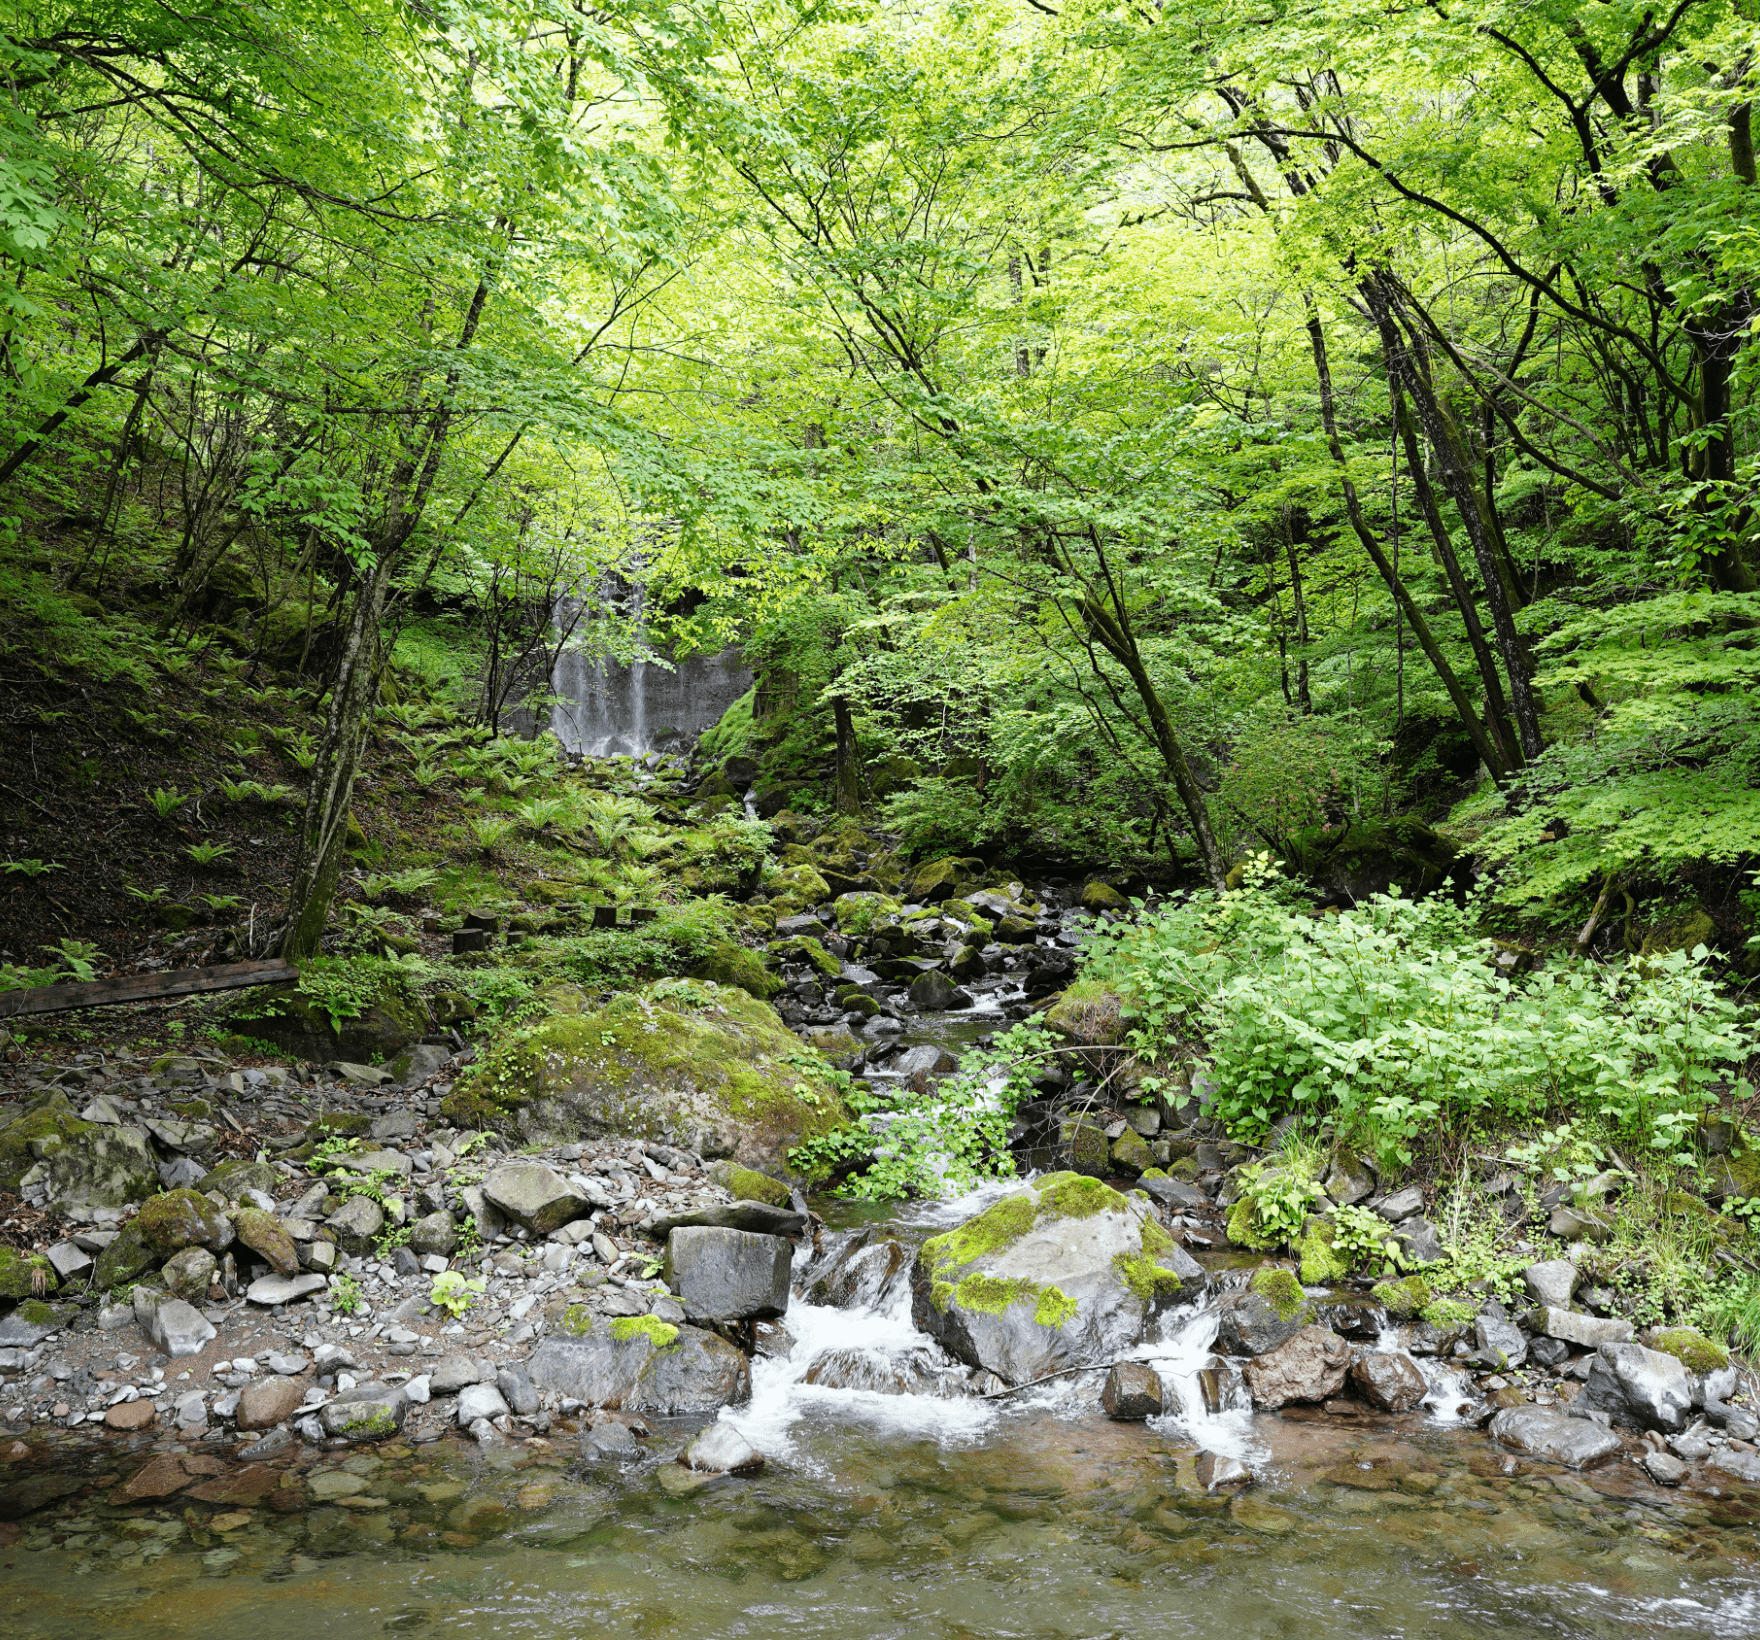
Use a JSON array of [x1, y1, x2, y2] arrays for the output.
[[549, 579, 751, 758]]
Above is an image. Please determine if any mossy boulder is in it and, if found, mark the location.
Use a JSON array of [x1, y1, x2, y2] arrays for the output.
[[1043, 981, 1127, 1049], [1057, 1116, 1111, 1179], [1249, 1266, 1309, 1322], [911, 1172, 1207, 1385], [868, 755, 923, 801], [724, 1166, 791, 1208], [1650, 1327, 1729, 1375], [0, 1248, 58, 1300], [1081, 879, 1129, 912], [135, 1189, 234, 1257], [93, 1223, 158, 1290], [227, 978, 427, 1064], [1225, 1198, 1278, 1253], [691, 940, 784, 1001], [0, 1102, 94, 1192], [1111, 1127, 1153, 1176], [767, 863, 830, 911], [232, 1208, 299, 1276], [832, 891, 902, 935], [909, 856, 981, 903], [1371, 1275, 1432, 1319], [1283, 815, 1462, 905], [767, 936, 841, 979], [1298, 1217, 1349, 1284], [443, 979, 851, 1176]]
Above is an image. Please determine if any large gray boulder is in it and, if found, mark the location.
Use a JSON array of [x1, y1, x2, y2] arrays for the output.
[[1580, 1340, 1693, 1432], [649, 1201, 808, 1239], [665, 1227, 792, 1323], [1522, 1260, 1579, 1310], [909, 1172, 1206, 1386], [1489, 1405, 1623, 1468], [42, 1127, 159, 1216], [1475, 1314, 1527, 1369], [320, 1383, 408, 1443], [1216, 1290, 1310, 1357], [526, 1315, 750, 1414], [482, 1161, 590, 1233], [1350, 1350, 1428, 1411], [1526, 1307, 1632, 1348], [325, 1195, 384, 1255]]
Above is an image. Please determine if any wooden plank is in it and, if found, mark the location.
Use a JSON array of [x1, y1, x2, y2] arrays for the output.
[[0, 958, 298, 1020]]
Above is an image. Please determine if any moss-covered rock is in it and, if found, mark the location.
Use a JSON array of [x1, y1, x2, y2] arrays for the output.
[[1371, 1275, 1432, 1319], [444, 979, 851, 1176], [1081, 879, 1129, 912], [93, 1222, 156, 1290], [1057, 1116, 1111, 1179], [1225, 1197, 1278, 1253], [1043, 981, 1126, 1048], [725, 1166, 791, 1208], [1283, 815, 1462, 904], [232, 1207, 299, 1276], [832, 891, 902, 935], [1249, 1266, 1308, 1321], [909, 856, 980, 903], [767, 935, 840, 978], [1650, 1327, 1729, 1375], [0, 1248, 58, 1300], [912, 1171, 1206, 1385], [134, 1189, 233, 1257], [1298, 1217, 1349, 1284], [0, 1103, 94, 1192], [227, 977, 427, 1064], [691, 940, 784, 1000], [767, 863, 831, 911], [1111, 1127, 1153, 1175]]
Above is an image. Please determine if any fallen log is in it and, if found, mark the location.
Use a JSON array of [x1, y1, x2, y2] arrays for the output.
[[0, 958, 298, 1020]]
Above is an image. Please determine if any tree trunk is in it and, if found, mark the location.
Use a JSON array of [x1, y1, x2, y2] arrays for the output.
[[280, 560, 393, 958], [832, 694, 862, 815], [1391, 387, 1521, 768], [1363, 274, 1543, 762], [1305, 306, 1511, 781]]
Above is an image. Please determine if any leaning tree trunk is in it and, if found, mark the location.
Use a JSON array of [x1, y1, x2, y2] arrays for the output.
[[279, 559, 395, 959]]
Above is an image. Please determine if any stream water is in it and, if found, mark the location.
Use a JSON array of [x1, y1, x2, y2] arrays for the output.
[[4, 1184, 1759, 1640]]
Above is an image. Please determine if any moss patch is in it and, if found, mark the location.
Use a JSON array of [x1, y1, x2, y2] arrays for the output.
[[134, 1189, 230, 1256], [691, 940, 783, 1000], [1035, 1172, 1128, 1221], [1042, 980, 1127, 1048], [1371, 1275, 1432, 1319], [1033, 1285, 1080, 1329], [1651, 1327, 1729, 1375], [1298, 1218, 1349, 1285], [727, 1166, 791, 1208], [609, 1316, 680, 1350], [1250, 1266, 1309, 1322], [0, 1248, 57, 1300], [1225, 1198, 1276, 1253], [0, 1106, 94, 1192]]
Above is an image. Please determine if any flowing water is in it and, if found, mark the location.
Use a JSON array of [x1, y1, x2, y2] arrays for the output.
[[5, 1187, 1760, 1640]]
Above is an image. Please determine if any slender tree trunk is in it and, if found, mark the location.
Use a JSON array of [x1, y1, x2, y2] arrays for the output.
[[1282, 508, 1312, 714], [1391, 387, 1521, 768], [0, 332, 158, 488], [1363, 274, 1543, 761], [832, 694, 862, 815], [1305, 306, 1510, 781]]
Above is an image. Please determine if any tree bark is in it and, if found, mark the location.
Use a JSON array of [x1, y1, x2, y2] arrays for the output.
[[832, 694, 862, 815], [1305, 306, 1510, 781], [1362, 274, 1543, 762]]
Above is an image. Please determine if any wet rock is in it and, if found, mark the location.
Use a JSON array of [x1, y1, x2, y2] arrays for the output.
[[238, 1376, 306, 1430], [1580, 1341, 1693, 1432], [1241, 1327, 1352, 1408], [1102, 1361, 1163, 1420], [1217, 1275, 1312, 1357], [1522, 1259, 1579, 1310], [801, 1345, 968, 1397], [1349, 1351, 1428, 1412], [482, 1161, 591, 1233], [526, 1315, 751, 1414], [1475, 1314, 1527, 1370], [682, 1421, 764, 1474], [911, 1172, 1205, 1386], [1708, 1446, 1760, 1484], [1195, 1451, 1252, 1492], [40, 1126, 161, 1216], [1488, 1405, 1623, 1468], [664, 1227, 792, 1323], [649, 1201, 808, 1239], [1642, 1449, 1687, 1486], [457, 1382, 510, 1425], [246, 1272, 328, 1305], [104, 1398, 157, 1431], [1525, 1307, 1632, 1349], [133, 1286, 216, 1358], [1136, 1175, 1208, 1212], [320, 1382, 408, 1442], [0, 1473, 86, 1519], [906, 971, 969, 1012]]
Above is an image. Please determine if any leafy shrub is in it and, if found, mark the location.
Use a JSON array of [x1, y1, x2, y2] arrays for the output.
[[1085, 866, 1754, 1169], [880, 777, 989, 858]]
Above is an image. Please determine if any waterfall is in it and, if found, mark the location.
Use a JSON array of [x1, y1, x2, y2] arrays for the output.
[[549, 580, 752, 758]]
